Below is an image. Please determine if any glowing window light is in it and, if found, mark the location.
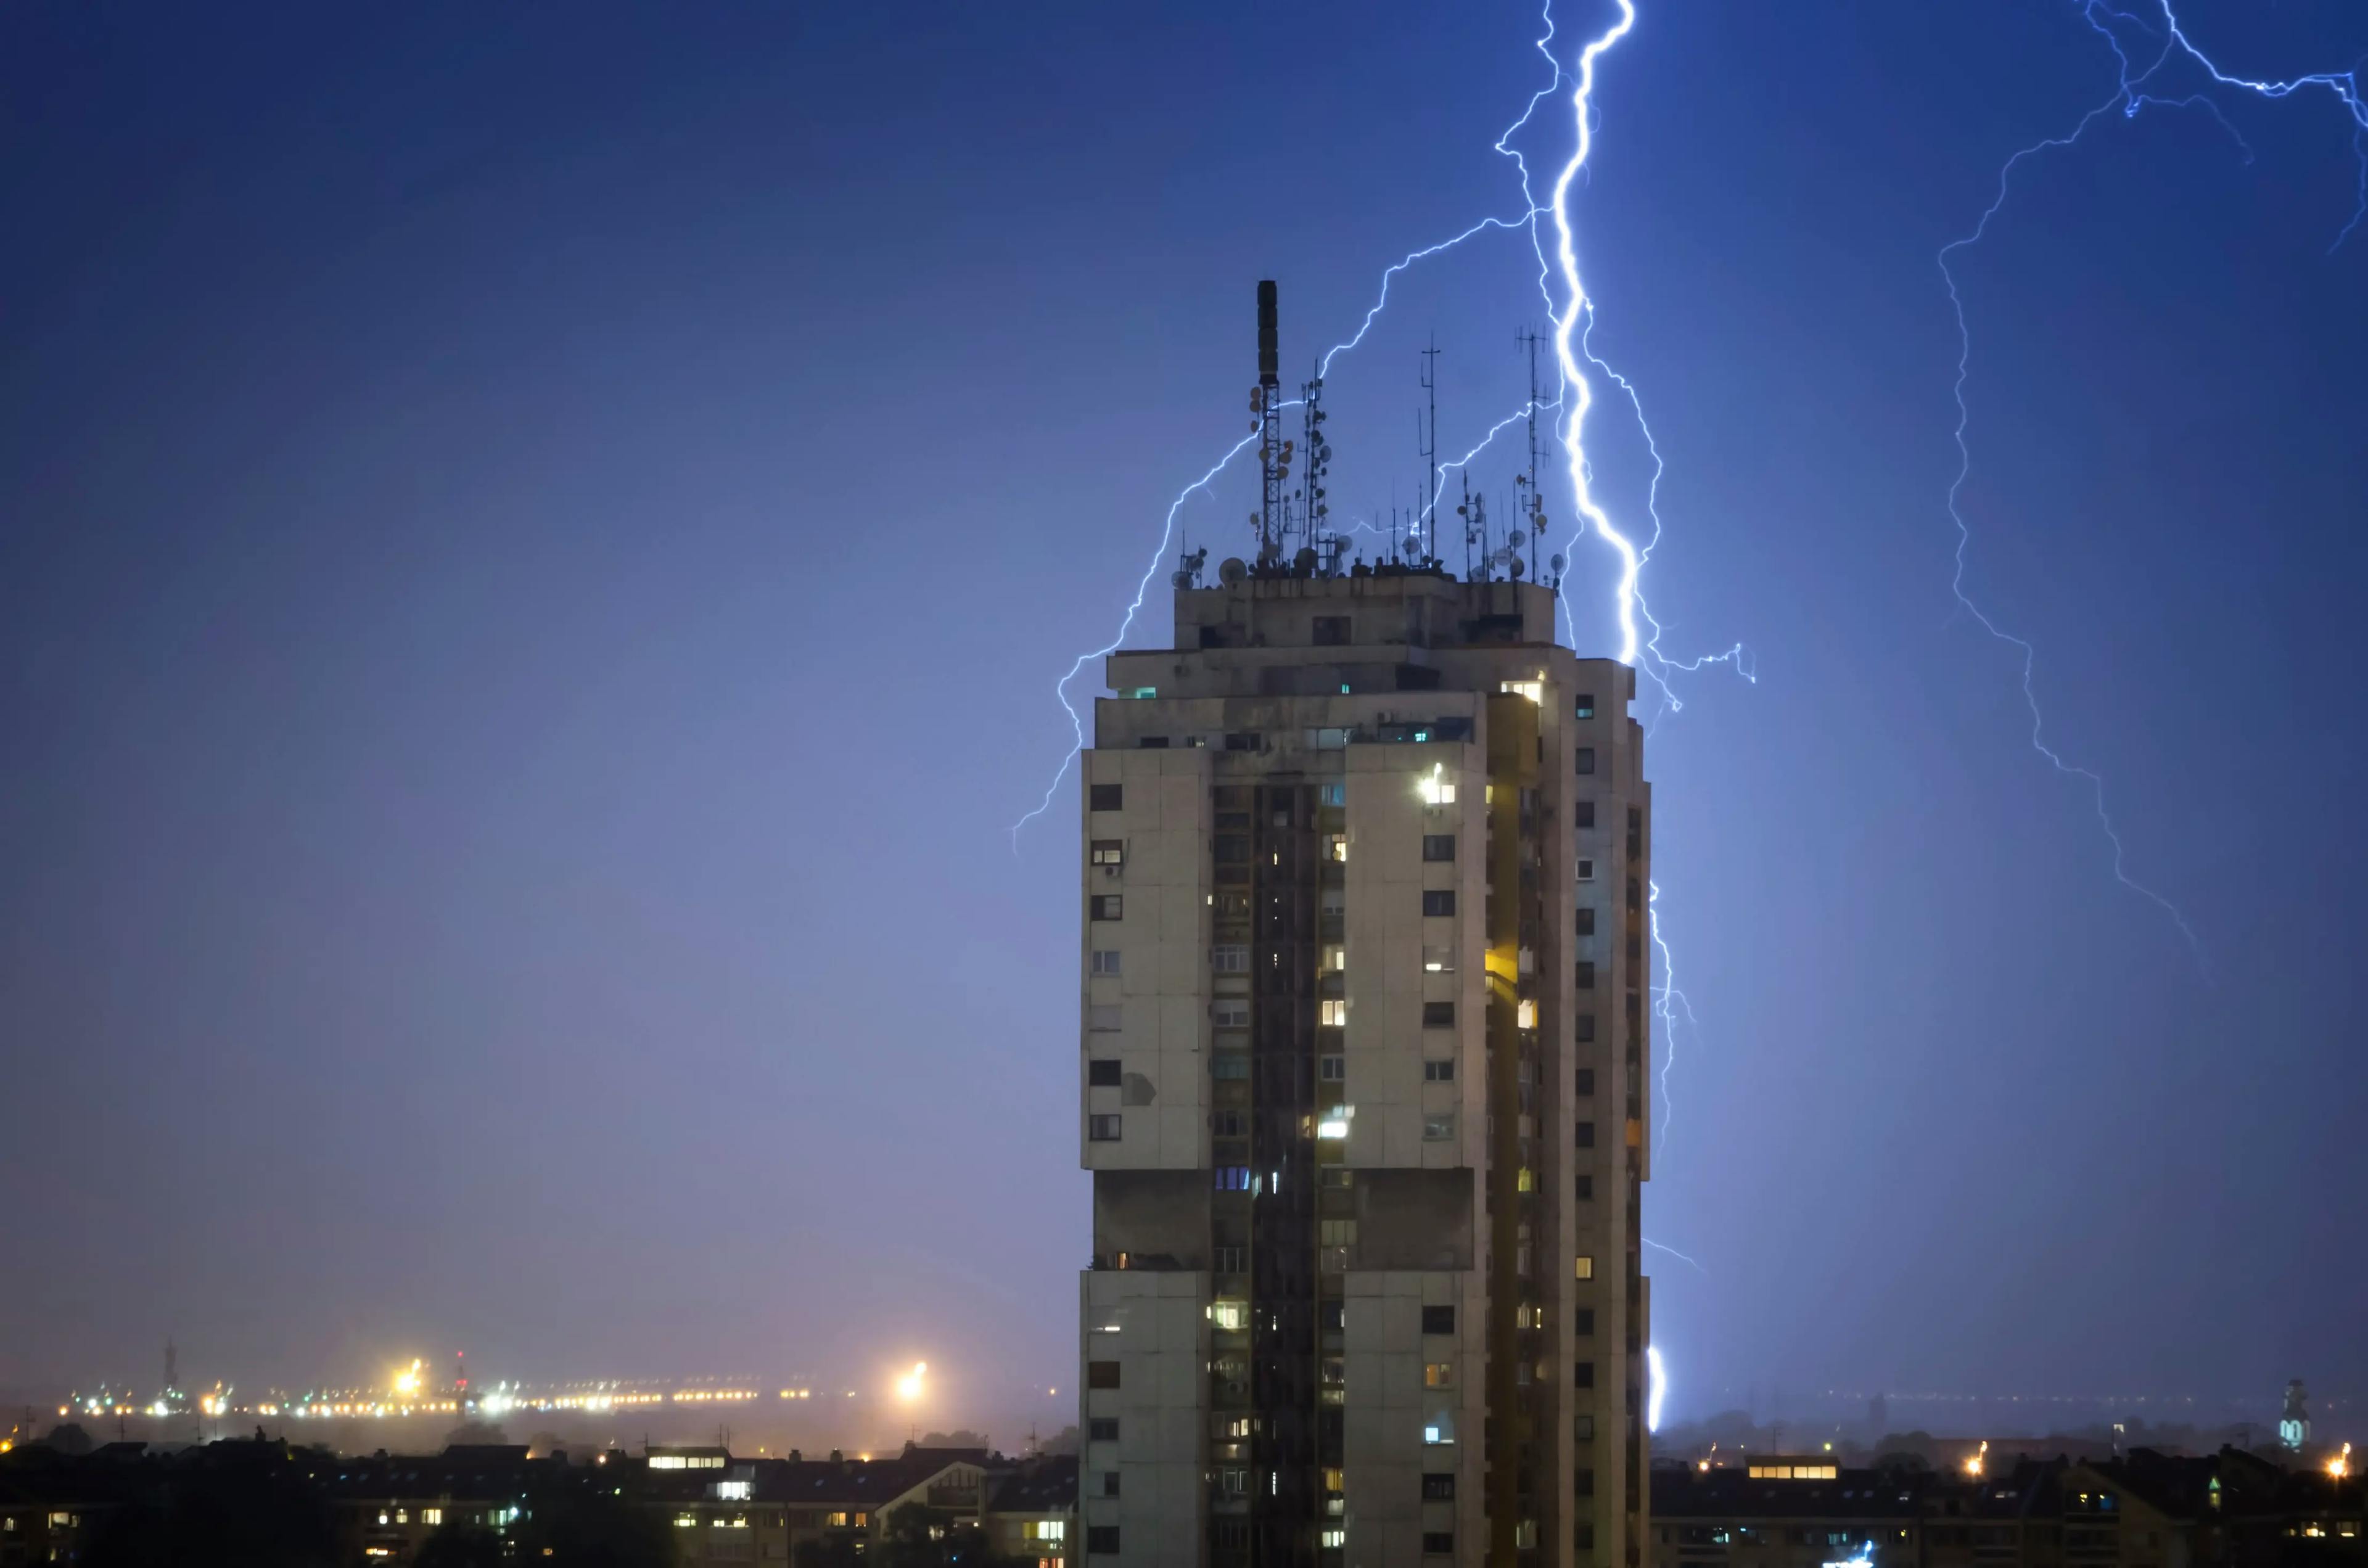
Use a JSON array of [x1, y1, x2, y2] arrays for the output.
[[1417, 765, 1457, 806]]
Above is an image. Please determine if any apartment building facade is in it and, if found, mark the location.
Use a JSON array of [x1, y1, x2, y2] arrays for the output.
[[1076, 567, 1653, 1568]]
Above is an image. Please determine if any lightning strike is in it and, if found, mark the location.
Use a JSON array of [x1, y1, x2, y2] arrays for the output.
[[1646, 1344, 1667, 1433], [1937, 0, 2364, 962]]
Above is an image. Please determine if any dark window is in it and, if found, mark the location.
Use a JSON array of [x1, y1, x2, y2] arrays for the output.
[[1628, 878, 1642, 911], [1087, 1361, 1120, 1390], [1090, 839, 1125, 866], [1576, 1524, 1595, 1551], [1575, 1012, 1596, 1043], [1423, 1533, 1455, 1556], [1213, 836, 1251, 863], [1320, 1301, 1346, 1331], [1576, 1468, 1596, 1497], [1136, 736, 1169, 748], [1088, 1059, 1121, 1088], [1576, 1174, 1593, 1201], [1576, 1308, 1595, 1336], [1224, 732, 1259, 752], [1576, 906, 1596, 936], [1575, 1121, 1595, 1149], [1087, 1527, 1120, 1555], [1090, 784, 1124, 811], [1313, 616, 1350, 646], [1421, 1305, 1455, 1335], [1214, 1166, 1251, 1190], [1423, 1059, 1455, 1082], [1422, 890, 1457, 917], [1575, 747, 1596, 775], [1089, 1114, 1122, 1142], [1576, 961, 1597, 990], [1422, 834, 1456, 862], [1575, 692, 1596, 720], [1421, 1473, 1456, 1500], [1574, 1360, 1596, 1389], [1423, 1001, 1456, 1028], [1575, 1068, 1595, 1096], [1091, 894, 1123, 921], [1101, 1471, 1120, 1498], [1212, 1110, 1246, 1137], [1576, 798, 1595, 829], [1088, 1418, 1119, 1442]]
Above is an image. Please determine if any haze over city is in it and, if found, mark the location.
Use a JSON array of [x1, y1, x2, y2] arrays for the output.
[[6, 0, 2366, 1474]]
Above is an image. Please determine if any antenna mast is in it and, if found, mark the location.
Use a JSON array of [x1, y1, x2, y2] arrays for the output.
[[1253, 281, 1288, 567], [1418, 338, 1442, 565], [1519, 328, 1549, 583]]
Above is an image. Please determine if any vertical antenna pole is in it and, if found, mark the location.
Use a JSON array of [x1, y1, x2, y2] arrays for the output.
[[1419, 338, 1442, 566], [1521, 327, 1547, 583]]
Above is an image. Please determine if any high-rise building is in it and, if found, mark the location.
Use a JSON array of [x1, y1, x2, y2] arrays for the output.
[[1074, 459, 1655, 1562]]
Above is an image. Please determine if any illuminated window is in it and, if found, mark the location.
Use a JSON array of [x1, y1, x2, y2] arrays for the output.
[[1088, 1115, 1121, 1141], [1423, 1363, 1455, 1389], [1422, 944, 1456, 973], [1320, 782, 1346, 807], [1422, 890, 1455, 917], [1209, 1300, 1248, 1331], [421, 1510, 443, 1527], [1029, 1521, 1068, 1541], [1423, 1414, 1456, 1445], [1317, 1112, 1350, 1139], [1517, 999, 1537, 1029], [1574, 692, 1595, 719], [1422, 1113, 1455, 1141], [1090, 784, 1123, 811], [1091, 840, 1124, 866], [1500, 679, 1544, 704], [1325, 834, 1349, 862], [715, 1481, 751, 1501], [1323, 945, 1346, 971], [1418, 770, 1457, 806], [1320, 999, 1347, 1027], [1214, 1166, 1251, 1189], [1423, 834, 1455, 861], [676, 1515, 699, 1529], [1090, 949, 1121, 975], [1574, 1255, 1595, 1281], [1090, 894, 1122, 921], [1322, 1527, 1347, 1548], [1516, 1167, 1535, 1192], [1129, 687, 1156, 699], [826, 1513, 848, 1528], [1424, 1059, 1455, 1082]]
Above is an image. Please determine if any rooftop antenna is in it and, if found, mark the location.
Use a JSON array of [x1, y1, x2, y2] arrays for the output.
[[1252, 281, 1288, 567], [163, 1338, 178, 1398], [1419, 337, 1442, 565], [1518, 327, 1550, 585], [1299, 364, 1334, 575]]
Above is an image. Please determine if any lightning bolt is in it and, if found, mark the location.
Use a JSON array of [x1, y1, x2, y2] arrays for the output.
[[1939, 0, 2365, 964]]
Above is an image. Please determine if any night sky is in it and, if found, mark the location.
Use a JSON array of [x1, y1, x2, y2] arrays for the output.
[[6, 1, 2365, 1433]]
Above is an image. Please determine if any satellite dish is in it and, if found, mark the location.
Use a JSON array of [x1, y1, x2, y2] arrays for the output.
[[1509, 557, 1526, 578], [1508, 528, 1526, 548], [1172, 570, 1191, 589], [1294, 547, 1318, 572], [1219, 557, 1249, 586], [1549, 552, 1566, 573], [1492, 548, 1513, 567]]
